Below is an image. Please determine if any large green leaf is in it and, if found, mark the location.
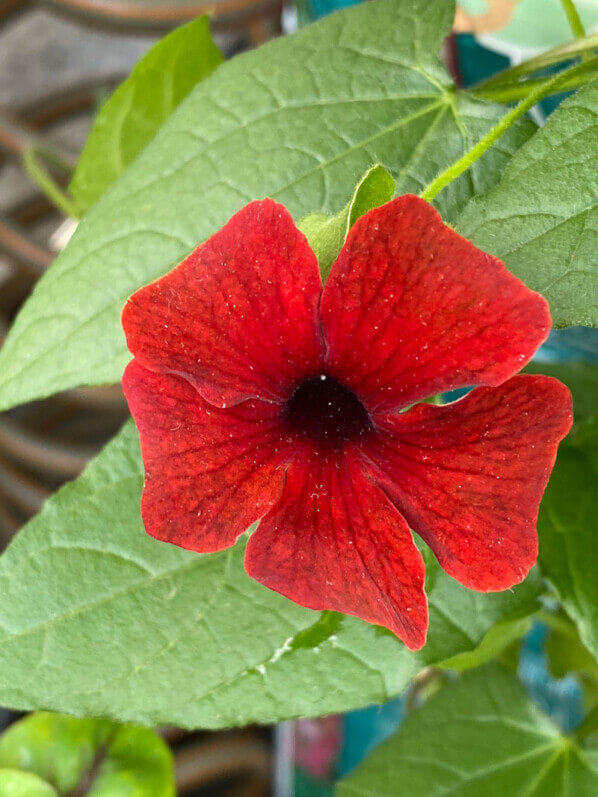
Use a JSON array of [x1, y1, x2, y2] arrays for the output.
[[0, 712, 174, 796], [69, 16, 223, 212], [538, 414, 598, 660], [337, 665, 598, 797], [0, 0, 534, 412], [459, 80, 598, 328], [534, 362, 598, 661], [0, 423, 541, 729]]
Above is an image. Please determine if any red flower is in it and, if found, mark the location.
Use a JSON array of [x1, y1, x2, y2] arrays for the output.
[[122, 196, 572, 650]]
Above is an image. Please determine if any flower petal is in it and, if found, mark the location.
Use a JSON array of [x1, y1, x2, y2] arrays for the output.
[[122, 199, 324, 408], [123, 360, 290, 552], [363, 375, 573, 591], [246, 448, 428, 649], [320, 195, 551, 413]]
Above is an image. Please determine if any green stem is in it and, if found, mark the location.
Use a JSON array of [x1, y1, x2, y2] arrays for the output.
[[38, 143, 76, 176], [405, 667, 445, 714], [473, 33, 598, 93], [560, 0, 586, 40], [475, 63, 598, 103], [23, 146, 80, 219], [420, 59, 596, 203], [68, 730, 118, 797]]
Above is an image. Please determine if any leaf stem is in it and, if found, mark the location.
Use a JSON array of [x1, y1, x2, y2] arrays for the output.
[[420, 59, 596, 203], [560, 0, 586, 40], [473, 33, 598, 93], [474, 63, 598, 103], [23, 146, 80, 219], [405, 667, 446, 714], [68, 729, 118, 797]]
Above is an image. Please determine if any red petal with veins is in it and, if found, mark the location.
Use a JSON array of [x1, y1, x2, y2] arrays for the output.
[[321, 195, 551, 414], [123, 360, 291, 552], [245, 447, 428, 650], [363, 375, 572, 591], [122, 199, 324, 408]]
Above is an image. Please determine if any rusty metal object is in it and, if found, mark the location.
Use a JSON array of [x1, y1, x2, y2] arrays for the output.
[[174, 730, 271, 795], [16, 78, 118, 125], [0, 0, 25, 26], [0, 499, 20, 545], [0, 450, 51, 516], [0, 415, 97, 476], [0, 79, 117, 175], [43, 0, 283, 34], [0, 106, 78, 167], [0, 214, 53, 271]]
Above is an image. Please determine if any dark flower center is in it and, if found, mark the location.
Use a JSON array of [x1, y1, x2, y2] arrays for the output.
[[283, 374, 372, 447]]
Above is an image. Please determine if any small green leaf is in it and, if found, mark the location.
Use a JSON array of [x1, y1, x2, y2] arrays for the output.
[[0, 713, 174, 796], [0, 0, 535, 412], [347, 163, 396, 228], [539, 414, 598, 660], [70, 16, 223, 212], [0, 770, 57, 797], [298, 163, 395, 279], [0, 422, 541, 728], [297, 210, 344, 278], [459, 80, 598, 328], [336, 665, 598, 797], [441, 615, 533, 672]]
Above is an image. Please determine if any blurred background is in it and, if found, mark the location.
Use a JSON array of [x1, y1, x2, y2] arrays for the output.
[[1, 1, 597, 795]]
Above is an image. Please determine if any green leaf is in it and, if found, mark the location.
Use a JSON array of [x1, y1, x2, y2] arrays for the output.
[[298, 163, 395, 279], [69, 16, 223, 213], [347, 163, 396, 227], [0, 0, 535, 412], [0, 422, 541, 729], [0, 770, 57, 797], [441, 615, 533, 672], [534, 363, 598, 661], [0, 712, 174, 796], [538, 414, 598, 660], [459, 79, 598, 328], [336, 665, 598, 797]]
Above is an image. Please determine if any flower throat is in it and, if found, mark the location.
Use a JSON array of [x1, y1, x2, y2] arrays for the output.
[[283, 374, 372, 448]]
